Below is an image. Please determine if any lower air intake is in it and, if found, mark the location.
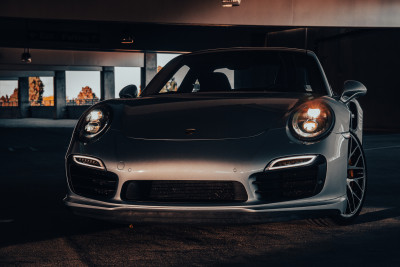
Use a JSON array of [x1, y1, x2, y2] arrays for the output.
[[68, 164, 118, 199], [253, 155, 327, 203], [122, 180, 248, 203]]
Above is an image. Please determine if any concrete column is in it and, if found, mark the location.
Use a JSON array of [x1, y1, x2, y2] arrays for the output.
[[101, 67, 115, 100], [54, 71, 66, 119], [18, 77, 29, 118], [141, 52, 157, 91]]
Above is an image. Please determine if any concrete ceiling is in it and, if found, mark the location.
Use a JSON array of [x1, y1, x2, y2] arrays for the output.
[[0, 0, 399, 27], [0, 0, 398, 75]]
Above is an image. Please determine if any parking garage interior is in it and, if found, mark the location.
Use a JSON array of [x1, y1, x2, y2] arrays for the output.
[[1, 0, 400, 266]]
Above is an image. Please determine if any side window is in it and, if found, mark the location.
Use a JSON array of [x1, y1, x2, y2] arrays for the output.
[[160, 65, 190, 93], [295, 67, 313, 92], [192, 79, 200, 92], [214, 68, 234, 89]]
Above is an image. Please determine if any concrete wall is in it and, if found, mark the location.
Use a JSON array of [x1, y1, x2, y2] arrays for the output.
[[67, 106, 91, 119], [0, 107, 19, 118], [31, 107, 54, 119], [317, 29, 400, 130], [266, 27, 400, 130]]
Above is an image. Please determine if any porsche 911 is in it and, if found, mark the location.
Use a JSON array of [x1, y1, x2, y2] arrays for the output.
[[64, 48, 367, 225]]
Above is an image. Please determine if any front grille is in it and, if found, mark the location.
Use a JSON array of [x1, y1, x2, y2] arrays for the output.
[[252, 156, 326, 203], [121, 180, 248, 202], [68, 164, 118, 199]]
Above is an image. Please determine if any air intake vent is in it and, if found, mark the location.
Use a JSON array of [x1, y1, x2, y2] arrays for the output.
[[253, 155, 326, 203], [68, 164, 118, 199], [122, 180, 248, 203]]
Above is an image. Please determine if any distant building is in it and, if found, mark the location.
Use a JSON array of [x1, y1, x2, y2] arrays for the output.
[[75, 86, 99, 105], [0, 88, 18, 106], [9, 88, 18, 103], [42, 95, 54, 106]]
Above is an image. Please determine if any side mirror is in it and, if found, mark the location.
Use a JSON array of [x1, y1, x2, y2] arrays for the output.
[[340, 80, 367, 103], [119, 85, 138, 98]]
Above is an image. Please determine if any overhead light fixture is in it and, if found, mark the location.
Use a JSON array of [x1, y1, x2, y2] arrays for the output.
[[21, 48, 32, 63], [222, 0, 241, 7], [120, 34, 134, 44]]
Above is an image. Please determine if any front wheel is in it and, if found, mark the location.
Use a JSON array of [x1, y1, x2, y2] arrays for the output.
[[332, 132, 367, 225]]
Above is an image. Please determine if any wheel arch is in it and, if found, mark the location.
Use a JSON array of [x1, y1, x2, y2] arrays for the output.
[[347, 99, 364, 143]]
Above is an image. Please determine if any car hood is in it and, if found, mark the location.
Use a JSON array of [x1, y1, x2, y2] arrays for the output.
[[117, 93, 314, 140]]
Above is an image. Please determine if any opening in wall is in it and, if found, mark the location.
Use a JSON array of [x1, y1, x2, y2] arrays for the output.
[[0, 80, 18, 107], [29, 77, 54, 106], [66, 71, 100, 106], [115, 67, 141, 98]]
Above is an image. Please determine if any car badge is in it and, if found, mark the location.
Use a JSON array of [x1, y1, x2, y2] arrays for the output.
[[185, 128, 196, 135]]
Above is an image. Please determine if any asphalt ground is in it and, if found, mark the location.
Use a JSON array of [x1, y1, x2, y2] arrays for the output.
[[0, 126, 399, 266]]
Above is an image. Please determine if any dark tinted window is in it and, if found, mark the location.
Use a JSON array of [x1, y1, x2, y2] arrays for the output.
[[146, 50, 328, 95]]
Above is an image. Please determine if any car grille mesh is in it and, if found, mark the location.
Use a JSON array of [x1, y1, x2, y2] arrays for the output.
[[253, 156, 326, 202], [122, 180, 248, 202], [68, 164, 118, 199]]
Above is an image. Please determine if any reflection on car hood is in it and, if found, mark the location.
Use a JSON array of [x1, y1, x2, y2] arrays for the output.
[[119, 93, 313, 140]]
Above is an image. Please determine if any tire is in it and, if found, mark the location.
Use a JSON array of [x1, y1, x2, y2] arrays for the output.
[[310, 132, 367, 226], [333, 132, 367, 225]]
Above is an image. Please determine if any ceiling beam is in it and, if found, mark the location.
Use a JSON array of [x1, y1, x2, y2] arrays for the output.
[[0, 47, 144, 68], [0, 70, 55, 78]]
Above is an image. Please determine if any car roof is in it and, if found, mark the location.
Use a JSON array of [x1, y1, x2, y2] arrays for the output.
[[183, 47, 316, 57]]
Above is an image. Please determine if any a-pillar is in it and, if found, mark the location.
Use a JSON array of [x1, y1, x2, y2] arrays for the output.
[[54, 71, 66, 119], [18, 77, 29, 118], [101, 67, 115, 100], [140, 52, 157, 92]]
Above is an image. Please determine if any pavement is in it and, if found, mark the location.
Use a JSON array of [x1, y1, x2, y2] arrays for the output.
[[0, 123, 399, 266]]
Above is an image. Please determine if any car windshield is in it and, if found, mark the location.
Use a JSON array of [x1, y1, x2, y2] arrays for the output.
[[145, 50, 329, 96]]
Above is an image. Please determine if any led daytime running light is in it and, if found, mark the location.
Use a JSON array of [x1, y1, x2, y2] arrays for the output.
[[267, 155, 317, 170], [72, 155, 105, 170]]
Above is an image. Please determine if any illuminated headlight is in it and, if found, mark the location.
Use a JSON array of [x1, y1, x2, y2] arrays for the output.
[[84, 110, 104, 134], [77, 105, 112, 142], [289, 101, 334, 141]]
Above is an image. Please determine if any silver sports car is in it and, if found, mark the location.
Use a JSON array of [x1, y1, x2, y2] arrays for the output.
[[64, 48, 367, 225]]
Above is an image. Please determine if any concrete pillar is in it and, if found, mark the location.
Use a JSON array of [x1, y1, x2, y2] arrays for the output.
[[54, 71, 66, 119], [101, 67, 115, 100], [18, 77, 29, 118], [141, 52, 157, 91]]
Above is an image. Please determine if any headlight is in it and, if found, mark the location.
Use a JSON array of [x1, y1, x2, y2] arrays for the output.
[[77, 105, 112, 143], [289, 101, 334, 141]]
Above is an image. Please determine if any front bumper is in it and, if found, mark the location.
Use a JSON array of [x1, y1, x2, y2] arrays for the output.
[[64, 194, 345, 224], [65, 127, 349, 224]]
